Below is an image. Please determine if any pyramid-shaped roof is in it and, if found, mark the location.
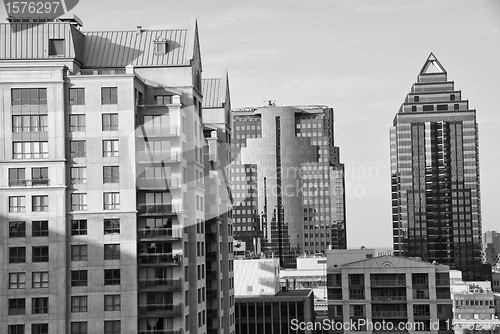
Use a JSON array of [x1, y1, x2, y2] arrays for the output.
[[419, 53, 446, 75]]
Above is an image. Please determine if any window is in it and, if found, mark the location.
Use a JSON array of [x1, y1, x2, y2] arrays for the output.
[[70, 141, 86, 158], [8, 298, 25, 315], [103, 192, 120, 210], [12, 115, 48, 132], [414, 96, 419, 102], [104, 269, 120, 285], [9, 221, 26, 237], [70, 115, 86, 131], [9, 273, 26, 289], [71, 296, 88, 312], [13, 141, 48, 159], [32, 195, 49, 211], [32, 324, 49, 334], [71, 193, 87, 211], [71, 270, 87, 287], [32, 272, 49, 288], [8, 325, 24, 334], [102, 113, 118, 131], [9, 196, 26, 212], [71, 322, 87, 334], [101, 87, 118, 104], [103, 140, 119, 157], [32, 246, 49, 262], [11, 88, 47, 105], [104, 244, 120, 260], [155, 95, 172, 105], [32, 167, 49, 185], [412, 106, 417, 112], [71, 219, 87, 235], [48, 39, 64, 56], [104, 295, 120, 311], [8, 168, 26, 186], [154, 41, 167, 54], [69, 88, 85, 105], [104, 218, 120, 234], [71, 167, 87, 184], [33, 220, 49, 237], [9, 247, 26, 263], [423, 105, 434, 111], [103, 166, 119, 183], [32, 297, 49, 314], [71, 245, 88, 261], [104, 320, 120, 334]]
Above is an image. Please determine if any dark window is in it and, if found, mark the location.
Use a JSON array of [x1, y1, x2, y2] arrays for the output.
[[104, 320, 120, 334], [69, 88, 85, 105], [102, 113, 118, 131], [32, 195, 49, 211], [70, 141, 86, 158], [9, 247, 26, 263], [32, 167, 49, 185], [413, 96, 419, 102], [33, 220, 49, 237], [8, 298, 25, 315], [104, 218, 120, 234], [32, 324, 49, 334], [71, 270, 88, 287], [155, 95, 172, 105], [450, 94, 455, 101], [32, 246, 49, 262], [104, 269, 120, 285], [48, 39, 64, 56], [32, 272, 49, 288], [103, 166, 119, 183], [454, 104, 459, 110], [104, 294, 121, 311], [101, 87, 118, 105], [437, 104, 448, 111], [71, 245, 88, 261], [71, 296, 88, 312], [9, 221, 26, 237], [70, 115, 86, 131], [411, 106, 417, 112], [104, 244, 120, 260], [11, 88, 47, 105], [71, 322, 87, 334], [8, 168, 26, 186], [8, 325, 24, 334], [32, 297, 49, 314], [9, 272, 26, 289], [71, 219, 87, 235], [422, 105, 434, 112]]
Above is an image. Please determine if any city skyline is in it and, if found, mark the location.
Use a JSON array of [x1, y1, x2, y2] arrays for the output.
[[0, 0, 498, 249]]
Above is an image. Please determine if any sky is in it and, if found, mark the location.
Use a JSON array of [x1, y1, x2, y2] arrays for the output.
[[2, 0, 499, 248]]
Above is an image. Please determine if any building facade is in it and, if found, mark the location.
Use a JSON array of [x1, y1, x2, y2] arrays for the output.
[[327, 255, 453, 334], [483, 230, 500, 269], [391, 53, 491, 281], [0, 16, 234, 334], [231, 104, 346, 268]]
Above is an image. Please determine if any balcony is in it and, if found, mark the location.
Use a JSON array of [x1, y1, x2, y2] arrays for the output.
[[138, 330, 182, 334], [139, 253, 182, 265], [138, 227, 182, 240], [136, 177, 182, 190], [68, 68, 126, 75], [137, 204, 180, 216], [137, 151, 181, 164], [138, 303, 182, 316], [372, 311, 408, 318], [9, 179, 49, 187], [138, 277, 181, 291], [371, 296, 407, 302], [137, 125, 180, 138], [371, 280, 406, 287]]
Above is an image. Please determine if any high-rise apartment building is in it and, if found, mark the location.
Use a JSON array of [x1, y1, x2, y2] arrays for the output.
[[0, 15, 234, 334], [231, 105, 346, 268], [391, 53, 491, 281], [483, 230, 500, 268]]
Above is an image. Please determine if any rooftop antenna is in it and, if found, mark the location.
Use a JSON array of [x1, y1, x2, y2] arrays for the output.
[[264, 100, 276, 106]]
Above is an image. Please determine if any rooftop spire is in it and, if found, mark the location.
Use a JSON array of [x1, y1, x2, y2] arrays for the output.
[[419, 52, 446, 75]]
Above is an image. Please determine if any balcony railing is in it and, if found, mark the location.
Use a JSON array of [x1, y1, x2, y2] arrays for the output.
[[372, 311, 408, 318], [371, 296, 407, 302], [137, 204, 176, 215], [138, 227, 182, 240], [68, 69, 126, 75], [9, 179, 49, 186], [371, 280, 406, 287], [137, 151, 181, 163], [138, 303, 182, 315], [138, 277, 181, 290], [136, 178, 182, 190], [139, 253, 182, 265], [138, 125, 180, 137]]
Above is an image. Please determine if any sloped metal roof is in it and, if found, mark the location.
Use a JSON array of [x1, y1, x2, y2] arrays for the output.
[[82, 29, 190, 67], [202, 78, 223, 108]]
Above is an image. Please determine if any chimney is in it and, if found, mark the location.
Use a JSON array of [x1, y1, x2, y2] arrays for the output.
[[137, 26, 143, 34]]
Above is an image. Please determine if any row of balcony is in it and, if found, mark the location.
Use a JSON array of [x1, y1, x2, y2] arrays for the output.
[[138, 303, 182, 315], [137, 227, 182, 240], [138, 277, 181, 291], [136, 177, 182, 190], [138, 253, 182, 265], [137, 204, 187, 215], [8, 179, 49, 187], [330, 279, 449, 288]]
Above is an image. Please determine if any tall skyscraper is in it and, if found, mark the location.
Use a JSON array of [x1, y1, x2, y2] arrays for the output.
[[483, 230, 500, 268], [391, 53, 491, 281], [231, 104, 346, 268], [0, 15, 234, 334]]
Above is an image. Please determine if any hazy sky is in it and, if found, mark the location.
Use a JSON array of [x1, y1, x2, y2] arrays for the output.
[[2, 0, 498, 248]]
